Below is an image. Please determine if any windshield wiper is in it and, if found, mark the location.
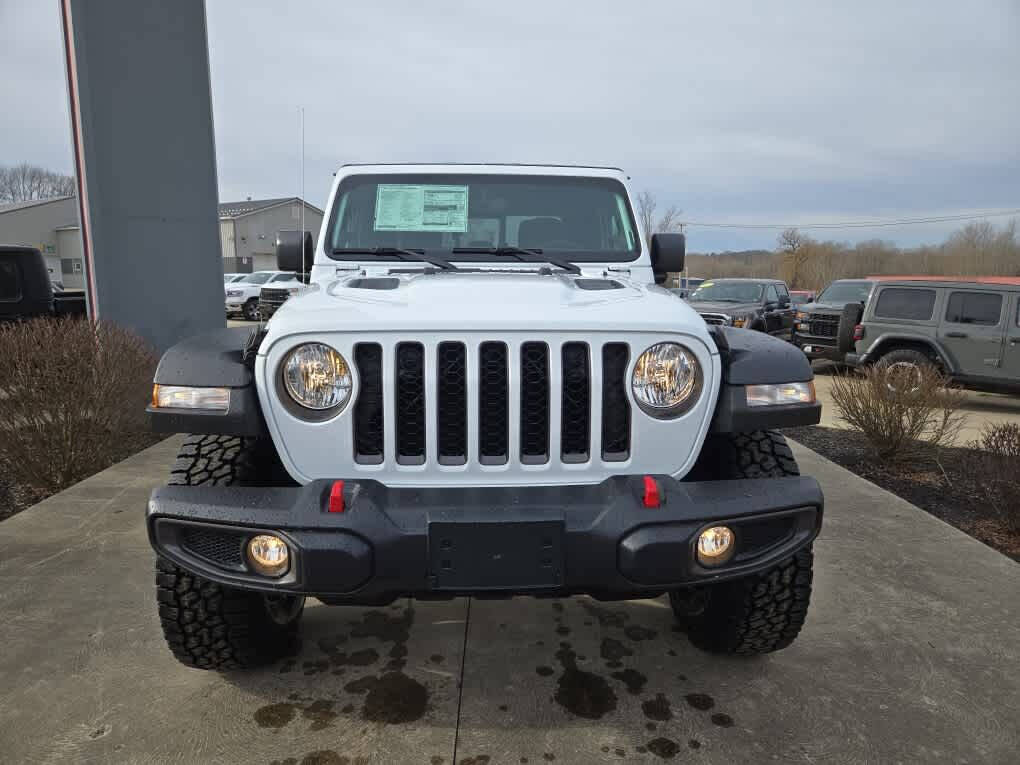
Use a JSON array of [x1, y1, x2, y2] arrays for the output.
[[452, 246, 581, 275], [332, 247, 458, 271]]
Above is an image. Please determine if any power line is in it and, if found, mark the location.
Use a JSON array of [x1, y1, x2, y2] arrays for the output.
[[681, 208, 1020, 230]]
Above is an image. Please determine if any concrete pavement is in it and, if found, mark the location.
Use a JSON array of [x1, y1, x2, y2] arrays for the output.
[[1, 437, 1017, 763]]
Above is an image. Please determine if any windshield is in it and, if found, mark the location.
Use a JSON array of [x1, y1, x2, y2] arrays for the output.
[[791, 293, 813, 305], [689, 281, 763, 303], [238, 272, 273, 285], [817, 281, 873, 303], [327, 173, 639, 263]]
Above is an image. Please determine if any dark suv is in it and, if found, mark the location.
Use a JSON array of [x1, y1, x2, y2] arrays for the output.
[[687, 278, 794, 338], [792, 279, 877, 362], [847, 279, 1020, 393]]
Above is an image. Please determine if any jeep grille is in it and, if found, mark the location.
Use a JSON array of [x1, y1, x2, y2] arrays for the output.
[[350, 339, 631, 468], [698, 312, 730, 326]]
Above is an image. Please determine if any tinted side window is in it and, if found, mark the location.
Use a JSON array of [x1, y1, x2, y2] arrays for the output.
[[765, 284, 779, 303], [945, 291, 1002, 326], [776, 284, 790, 299], [0, 260, 22, 301], [873, 288, 936, 321]]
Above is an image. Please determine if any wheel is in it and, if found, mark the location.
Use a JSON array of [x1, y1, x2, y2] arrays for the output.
[[673, 430, 814, 655], [836, 303, 863, 354], [156, 435, 303, 670], [242, 298, 260, 321], [874, 348, 937, 393]]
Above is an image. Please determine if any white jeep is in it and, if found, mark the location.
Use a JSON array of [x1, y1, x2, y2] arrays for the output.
[[147, 164, 823, 670]]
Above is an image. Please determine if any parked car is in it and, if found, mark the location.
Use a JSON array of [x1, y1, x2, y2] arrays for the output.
[[846, 279, 1020, 393], [225, 270, 301, 320], [792, 279, 878, 362], [146, 163, 823, 670], [224, 273, 246, 284], [1, 245, 87, 321], [668, 276, 704, 299], [687, 277, 794, 338], [258, 279, 307, 319]]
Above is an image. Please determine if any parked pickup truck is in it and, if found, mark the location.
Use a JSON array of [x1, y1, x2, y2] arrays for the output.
[[1, 245, 87, 321], [146, 164, 823, 670], [224, 270, 302, 321], [687, 278, 795, 339]]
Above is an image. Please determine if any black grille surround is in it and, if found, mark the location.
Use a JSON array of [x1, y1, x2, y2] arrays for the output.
[[478, 342, 509, 464], [601, 343, 631, 461], [353, 343, 384, 463], [395, 343, 426, 464], [347, 339, 635, 469], [437, 342, 468, 464], [807, 312, 840, 339], [560, 342, 591, 462], [520, 342, 550, 463]]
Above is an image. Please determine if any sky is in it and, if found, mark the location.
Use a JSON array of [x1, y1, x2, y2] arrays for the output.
[[1, 0, 1018, 251]]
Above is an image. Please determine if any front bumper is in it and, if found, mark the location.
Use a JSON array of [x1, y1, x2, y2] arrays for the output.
[[792, 334, 842, 361], [147, 474, 823, 603]]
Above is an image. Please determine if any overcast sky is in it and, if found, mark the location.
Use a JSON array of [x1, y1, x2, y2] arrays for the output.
[[2, 0, 1018, 250]]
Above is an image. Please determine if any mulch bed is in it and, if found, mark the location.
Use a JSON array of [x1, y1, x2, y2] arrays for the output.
[[786, 426, 1019, 562]]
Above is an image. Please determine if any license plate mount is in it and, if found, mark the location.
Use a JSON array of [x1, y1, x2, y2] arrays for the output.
[[428, 521, 564, 590]]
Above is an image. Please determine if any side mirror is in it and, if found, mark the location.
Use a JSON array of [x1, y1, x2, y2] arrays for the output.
[[276, 230, 314, 274], [650, 233, 685, 285]]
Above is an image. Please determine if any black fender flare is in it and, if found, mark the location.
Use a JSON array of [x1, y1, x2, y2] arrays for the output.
[[148, 327, 266, 436], [864, 333, 956, 373], [708, 326, 821, 432]]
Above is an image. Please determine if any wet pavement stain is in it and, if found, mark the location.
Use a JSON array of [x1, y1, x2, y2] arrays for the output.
[[303, 659, 330, 675], [542, 754, 556, 761], [254, 702, 297, 729], [623, 625, 657, 641], [614, 748, 626, 757], [581, 602, 628, 628], [362, 671, 429, 724], [535, 665, 554, 677], [555, 625, 571, 636], [646, 738, 680, 759], [688, 739, 701, 749], [431, 757, 445, 765], [684, 692, 715, 711], [552, 601, 564, 613], [711, 712, 734, 727], [459, 756, 491, 765], [301, 700, 337, 731], [341, 704, 355, 714], [552, 643, 618, 719], [343, 676, 379, 694], [641, 693, 673, 721], [299, 750, 347, 765], [609, 668, 647, 695], [349, 608, 414, 644], [429, 654, 445, 664], [599, 637, 633, 668]]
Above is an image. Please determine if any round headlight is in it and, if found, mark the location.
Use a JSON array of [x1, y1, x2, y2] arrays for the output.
[[631, 342, 702, 418], [282, 343, 352, 411]]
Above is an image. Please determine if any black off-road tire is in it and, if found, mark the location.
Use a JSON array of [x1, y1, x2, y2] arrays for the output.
[[156, 435, 303, 670], [673, 430, 814, 655], [836, 302, 864, 354]]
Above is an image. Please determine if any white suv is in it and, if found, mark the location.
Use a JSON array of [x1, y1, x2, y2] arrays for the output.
[[224, 270, 300, 321]]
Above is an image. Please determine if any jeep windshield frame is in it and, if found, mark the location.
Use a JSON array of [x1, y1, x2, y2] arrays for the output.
[[324, 173, 641, 264]]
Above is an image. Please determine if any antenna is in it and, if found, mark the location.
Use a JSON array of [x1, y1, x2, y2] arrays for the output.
[[300, 106, 306, 281]]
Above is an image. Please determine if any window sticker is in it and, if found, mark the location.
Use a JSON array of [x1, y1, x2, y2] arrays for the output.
[[374, 184, 469, 232]]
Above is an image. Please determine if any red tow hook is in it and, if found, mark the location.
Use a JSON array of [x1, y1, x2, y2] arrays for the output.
[[328, 480, 345, 513], [642, 475, 662, 508]]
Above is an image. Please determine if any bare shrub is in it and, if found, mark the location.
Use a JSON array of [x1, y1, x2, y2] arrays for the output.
[[828, 365, 967, 462], [0, 318, 158, 494], [968, 423, 1020, 534]]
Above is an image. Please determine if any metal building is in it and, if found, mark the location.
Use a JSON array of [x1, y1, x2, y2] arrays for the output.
[[0, 196, 85, 288], [219, 197, 323, 273]]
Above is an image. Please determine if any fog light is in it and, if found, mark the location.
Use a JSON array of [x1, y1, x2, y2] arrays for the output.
[[247, 534, 290, 577], [697, 526, 735, 566]]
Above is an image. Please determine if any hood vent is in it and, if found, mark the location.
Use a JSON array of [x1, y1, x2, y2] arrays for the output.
[[574, 279, 624, 291]]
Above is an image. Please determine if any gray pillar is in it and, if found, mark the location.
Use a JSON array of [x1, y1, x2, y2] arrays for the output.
[[61, 0, 224, 351]]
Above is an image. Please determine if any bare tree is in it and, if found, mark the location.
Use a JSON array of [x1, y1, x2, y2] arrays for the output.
[[636, 190, 683, 246], [0, 163, 75, 204]]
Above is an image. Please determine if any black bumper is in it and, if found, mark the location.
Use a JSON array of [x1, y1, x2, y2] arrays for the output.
[[792, 335, 842, 361], [147, 474, 823, 603]]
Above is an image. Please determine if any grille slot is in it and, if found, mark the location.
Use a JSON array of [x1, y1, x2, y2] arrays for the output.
[[601, 343, 631, 461], [520, 342, 550, 464], [353, 343, 384, 463], [478, 342, 509, 464], [180, 527, 245, 569], [808, 312, 840, 338], [437, 341, 467, 464], [561, 342, 591, 462], [395, 342, 426, 464]]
